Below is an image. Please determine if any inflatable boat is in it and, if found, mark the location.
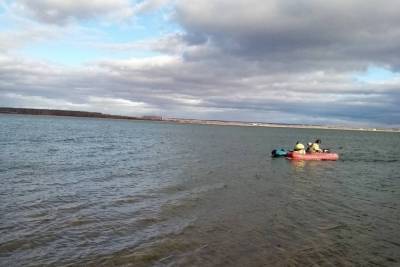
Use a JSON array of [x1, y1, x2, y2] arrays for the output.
[[286, 151, 339, 161]]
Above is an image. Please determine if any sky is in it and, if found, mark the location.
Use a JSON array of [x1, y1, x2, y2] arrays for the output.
[[0, 0, 400, 127]]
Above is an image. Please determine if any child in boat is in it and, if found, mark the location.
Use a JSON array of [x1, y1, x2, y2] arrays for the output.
[[309, 139, 323, 153], [306, 142, 313, 153], [294, 141, 306, 154]]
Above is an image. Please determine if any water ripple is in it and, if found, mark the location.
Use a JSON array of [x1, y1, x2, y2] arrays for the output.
[[1, 115, 399, 266]]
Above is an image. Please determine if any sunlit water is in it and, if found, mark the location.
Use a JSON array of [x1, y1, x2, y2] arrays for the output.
[[1, 114, 399, 266]]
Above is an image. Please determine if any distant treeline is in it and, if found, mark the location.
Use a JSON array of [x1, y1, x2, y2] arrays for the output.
[[0, 107, 162, 121]]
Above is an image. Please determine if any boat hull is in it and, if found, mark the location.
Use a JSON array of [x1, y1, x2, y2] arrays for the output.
[[287, 151, 339, 161]]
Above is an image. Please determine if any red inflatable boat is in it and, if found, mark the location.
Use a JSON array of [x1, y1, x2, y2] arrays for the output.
[[286, 151, 339, 161]]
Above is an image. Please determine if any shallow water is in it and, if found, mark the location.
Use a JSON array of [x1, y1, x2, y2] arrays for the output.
[[0, 114, 399, 266]]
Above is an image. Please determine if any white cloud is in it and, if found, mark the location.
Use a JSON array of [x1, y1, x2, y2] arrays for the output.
[[12, 0, 135, 25], [0, 24, 61, 52], [134, 0, 172, 14], [99, 55, 181, 69], [0, 52, 399, 126], [2, 93, 90, 109], [1, 1, 400, 126], [92, 33, 187, 55], [160, 95, 204, 105], [87, 96, 158, 115], [10, 0, 173, 25], [0, 92, 159, 116]]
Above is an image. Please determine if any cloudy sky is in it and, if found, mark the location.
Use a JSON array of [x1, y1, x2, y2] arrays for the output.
[[1, 0, 400, 127]]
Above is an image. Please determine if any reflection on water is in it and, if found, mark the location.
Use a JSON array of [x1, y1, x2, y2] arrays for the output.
[[0, 114, 399, 266], [290, 159, 306, 170]]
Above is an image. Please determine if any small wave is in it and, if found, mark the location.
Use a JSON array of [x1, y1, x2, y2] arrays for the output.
[[85, 237, 197, 267], [318, 223, 349, 231], [344, 158, 399, 163], [0, 233, 56, 254], [134, 217, 164, 229], [61, 138, 76, 142], [67, 217, 98, 227], [382, 239, 400, 248], [158, 182, 227, 196], [159, 199, 198, 218], [113, 197, 142, 205], [111, 194, 157, 207], [101, 146, 116, 151], [0, 238, 29, 254]]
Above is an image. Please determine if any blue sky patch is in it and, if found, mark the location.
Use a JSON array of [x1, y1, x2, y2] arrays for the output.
[[355, 66, 397, 83]]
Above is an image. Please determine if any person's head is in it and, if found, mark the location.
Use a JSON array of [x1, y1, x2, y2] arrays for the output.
[[315, 139, 321, 144], [296, 141, 300, 144], [308, 142, 312, 146]]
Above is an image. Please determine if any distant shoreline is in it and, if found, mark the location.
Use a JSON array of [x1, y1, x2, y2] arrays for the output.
[[165, 118, 399, 133], [1, 107, 398, 133], [0, 107, 162, 121]]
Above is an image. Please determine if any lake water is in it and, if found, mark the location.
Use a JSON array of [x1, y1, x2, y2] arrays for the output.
[[0, 114, 399, 266]]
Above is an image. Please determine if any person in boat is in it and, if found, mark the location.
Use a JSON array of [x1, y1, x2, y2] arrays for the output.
[[293, 141, 306, 154], [306, 142, 313, 153], [309, 139, 323, 153]]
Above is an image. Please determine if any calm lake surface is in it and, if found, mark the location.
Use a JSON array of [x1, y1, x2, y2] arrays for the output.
[[1, 114, 399, 266]]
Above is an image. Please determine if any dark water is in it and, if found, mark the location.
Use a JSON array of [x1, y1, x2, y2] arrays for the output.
[[1, 114, 399, 266]]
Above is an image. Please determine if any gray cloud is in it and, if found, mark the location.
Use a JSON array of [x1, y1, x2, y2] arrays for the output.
[[1, 0, 400, 127], [1, 52, 399, 126], [175, 0, 400, 71]]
